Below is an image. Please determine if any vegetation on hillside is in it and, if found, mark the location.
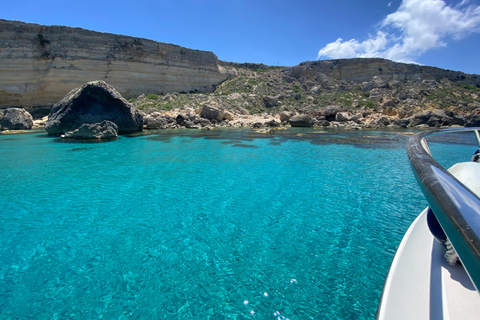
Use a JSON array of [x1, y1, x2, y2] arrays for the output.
[[130, 64, 480, 117]]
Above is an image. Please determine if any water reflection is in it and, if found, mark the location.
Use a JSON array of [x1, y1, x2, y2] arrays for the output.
[[144, 128, 416, 149]]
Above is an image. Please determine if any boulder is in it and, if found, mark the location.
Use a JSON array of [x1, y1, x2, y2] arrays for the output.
[[183, 120, 200, 129], [289, 114, 314, 127], [372, 76, 389, 89], [265, 119, 280, 127], [369, 89, 383, 101], [263, 96, 280, 108], [144, 116, 169, 129], [335, 112, 352, 122], [427, 115, 444, 127], [375, 116, 391, 127], [445, 114, 465, 126], [45, 81, 143, 135], [466, 113, 480, 127], [362, 76, 388, 92], [196, 118, 212, 127], [62, 120, 118, 139], [280, 111, 295, 122], [0, 108, 33, 130], [223, 111, 235, 120], [322, 105, 342, 121], [33, 116, 49, 128], [237, 107, 250, 115], [392, 119, 410, 128], [176, 114, 186, 125], [200, 105, 224, 121], [409, 111, 432, 127], [408, 109, 462, 127], [398, 89, 419, 100], [317, 120, 331, 127]]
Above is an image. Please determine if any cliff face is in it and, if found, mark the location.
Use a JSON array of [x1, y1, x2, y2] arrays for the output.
[[284, 59, 480, 85], [0, 19, 228, 109]]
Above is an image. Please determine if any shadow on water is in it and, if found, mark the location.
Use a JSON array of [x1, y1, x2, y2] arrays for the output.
[[35, 133, 116, 144], [232, 144, 258, 148], [424, 131, 478, 146], [67, 147, 95, 152], [52, 138, 118, 144], [141, 128, 418, 149]]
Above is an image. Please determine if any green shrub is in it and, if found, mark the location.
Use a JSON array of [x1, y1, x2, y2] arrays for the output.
[[146, 94, 158, 100], [462, 84, 480, 91]]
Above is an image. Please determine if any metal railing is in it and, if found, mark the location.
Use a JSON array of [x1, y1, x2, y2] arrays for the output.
[[407, 128, 480, 292]]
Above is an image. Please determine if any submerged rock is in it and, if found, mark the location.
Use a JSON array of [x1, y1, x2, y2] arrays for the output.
[[62, 120, 118, 139], [0, 108, 33, 130], [45, 81, 143, 135]]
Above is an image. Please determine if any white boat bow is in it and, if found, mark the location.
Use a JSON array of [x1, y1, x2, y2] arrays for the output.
[[377, 129, 480, 320]]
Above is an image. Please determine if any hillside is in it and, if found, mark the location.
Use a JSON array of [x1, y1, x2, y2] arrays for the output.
[[131, 61, 480, 129]]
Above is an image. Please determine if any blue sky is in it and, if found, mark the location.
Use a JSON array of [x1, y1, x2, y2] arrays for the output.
[[2, 0, 480, 74]]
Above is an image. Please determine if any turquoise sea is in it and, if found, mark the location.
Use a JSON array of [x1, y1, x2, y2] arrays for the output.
[[0, 128, 476, 319]]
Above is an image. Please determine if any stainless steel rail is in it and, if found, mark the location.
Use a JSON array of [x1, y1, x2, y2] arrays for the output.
[[407, 128, 480, 292]]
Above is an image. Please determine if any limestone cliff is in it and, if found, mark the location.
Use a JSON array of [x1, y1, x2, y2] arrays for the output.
[[284, 59, 480, 85], [0, 19, 228, 110]]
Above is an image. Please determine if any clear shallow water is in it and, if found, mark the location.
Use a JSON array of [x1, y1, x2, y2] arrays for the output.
[[0, 128, 475, 319]]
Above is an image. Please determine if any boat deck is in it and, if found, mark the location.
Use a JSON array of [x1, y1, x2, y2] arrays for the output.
[[378, 162, 480, 320], [378, 208, 480, 319]]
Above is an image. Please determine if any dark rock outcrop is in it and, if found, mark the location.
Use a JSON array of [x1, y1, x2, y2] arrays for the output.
[[466, 114, 480, 127], [62, 120, 118, 139], [322, 105, 342, 121], [45, 81, 143, 135], [289, 114, 314, 127], [0, 108, 33, 130], [265, 119, 280, 127]]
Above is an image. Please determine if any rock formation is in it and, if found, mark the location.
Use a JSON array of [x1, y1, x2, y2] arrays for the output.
[[62, 120, 118, 139], [0, 108, 33, 130], [0, 19, 228, 111], [45, 81, 143, 135], [283, 59, 480, 85], [200, 105, 225, 121], [288, 114, 314, 127]]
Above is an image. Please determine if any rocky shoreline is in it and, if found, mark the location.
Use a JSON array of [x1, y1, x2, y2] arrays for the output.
[[2, 60, 480, 136], [2, 93, 479, 135], [138, 103, 478, 132], [130, 62, 480, 132]]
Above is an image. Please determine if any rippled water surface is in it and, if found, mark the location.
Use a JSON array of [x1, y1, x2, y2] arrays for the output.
[[0, 128, 475, 319]]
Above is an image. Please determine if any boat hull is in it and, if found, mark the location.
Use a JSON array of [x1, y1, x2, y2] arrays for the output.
[[377, 207, 480, 319]]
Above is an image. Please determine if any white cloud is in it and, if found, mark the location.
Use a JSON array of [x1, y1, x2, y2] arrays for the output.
[[317, 0, 480, 63]]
